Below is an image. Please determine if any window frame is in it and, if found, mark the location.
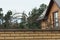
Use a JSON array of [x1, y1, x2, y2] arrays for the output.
[[53, 11, 59, 29]]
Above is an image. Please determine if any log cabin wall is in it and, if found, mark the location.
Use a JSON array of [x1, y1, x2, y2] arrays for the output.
[[0, 31, 60, 40]]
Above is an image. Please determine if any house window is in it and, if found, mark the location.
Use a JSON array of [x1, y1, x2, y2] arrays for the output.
[[54, 11, 59, 28]]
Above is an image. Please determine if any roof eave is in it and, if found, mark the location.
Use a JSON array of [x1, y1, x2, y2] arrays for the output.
[[44, 0, 54, 19]]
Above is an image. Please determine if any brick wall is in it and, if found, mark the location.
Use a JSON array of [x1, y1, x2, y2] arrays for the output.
[[0, 31, 60, 40]]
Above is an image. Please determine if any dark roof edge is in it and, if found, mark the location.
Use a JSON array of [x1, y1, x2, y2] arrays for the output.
[[44, 0, 54, 19], [0, 29, 60, 32]]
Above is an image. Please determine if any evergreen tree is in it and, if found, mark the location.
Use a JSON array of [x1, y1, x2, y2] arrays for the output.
[[4, 10, 12, 28]]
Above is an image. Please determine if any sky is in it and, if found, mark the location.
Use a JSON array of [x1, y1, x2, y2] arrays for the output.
[[0, 0, 50, 15]]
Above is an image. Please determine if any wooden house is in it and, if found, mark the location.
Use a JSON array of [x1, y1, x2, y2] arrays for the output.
[[37, 0, 60, 30], [0, 0, 60, 40]]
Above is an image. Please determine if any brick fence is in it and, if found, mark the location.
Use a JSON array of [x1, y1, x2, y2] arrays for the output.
[[0, 30, 60, 40]]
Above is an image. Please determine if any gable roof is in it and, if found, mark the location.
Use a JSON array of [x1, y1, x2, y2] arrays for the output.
[[37, 0, 60, 21]]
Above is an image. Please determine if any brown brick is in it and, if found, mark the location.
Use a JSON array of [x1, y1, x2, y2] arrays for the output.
[[0, 37, 5, 40], [6, 34, 11, 37], [10, 34, 15, 37], [11, 34, 22, 37], [0, 34, 6, 37], [15, 37, 25, 39], [5, 37, 14, 40]]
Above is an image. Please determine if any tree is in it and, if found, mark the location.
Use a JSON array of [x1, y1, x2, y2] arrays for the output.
[[0, 8, 3, 25], [19, 12, 28, 29], [21, 12, 26, 23], [38, 4, 47, 15], [27, 4, 47, 29], [4, 10, 12, 28]]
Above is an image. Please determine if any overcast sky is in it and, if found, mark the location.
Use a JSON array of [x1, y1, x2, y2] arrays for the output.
[[0, 0, 50, 15]]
